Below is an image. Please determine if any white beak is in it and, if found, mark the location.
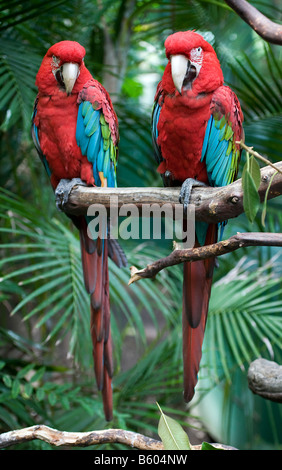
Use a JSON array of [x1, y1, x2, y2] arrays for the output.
[[61, 62, 80, 94], [171, 54, 188, 94]]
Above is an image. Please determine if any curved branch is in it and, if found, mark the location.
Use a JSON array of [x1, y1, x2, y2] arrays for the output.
[[0, 425, 164, 450], [224, 0, 282, 45], [0, 425, 234, 450], [129, 232, 282, 284]]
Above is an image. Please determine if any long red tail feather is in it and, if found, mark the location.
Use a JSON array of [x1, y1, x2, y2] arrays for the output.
[[182, 223, 217, 402], [79, 216, 114, 421]]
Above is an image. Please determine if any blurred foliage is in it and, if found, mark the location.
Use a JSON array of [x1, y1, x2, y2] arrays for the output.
[[0, 0, 281, 451]]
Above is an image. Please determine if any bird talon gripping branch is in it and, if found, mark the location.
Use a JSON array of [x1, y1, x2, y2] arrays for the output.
[[179, 178, 207, 212], [55, 178, 86, 211]]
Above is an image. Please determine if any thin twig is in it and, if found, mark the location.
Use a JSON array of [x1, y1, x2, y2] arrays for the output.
[[128, 232, 282, 284], [238, 140, 282, 175]]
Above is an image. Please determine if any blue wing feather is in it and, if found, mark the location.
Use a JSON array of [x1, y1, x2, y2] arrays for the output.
[[201, 113, 240, 242], [76, 101, 117, 188], [31, 106, 52, 178], [152, 95, 163, 165], [201, 115, 238, 189]]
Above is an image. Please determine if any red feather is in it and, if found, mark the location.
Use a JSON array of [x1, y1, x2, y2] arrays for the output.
[[153, 31, 243, 404], [182, 224, 217, 402], [33, 41, 123, 421]]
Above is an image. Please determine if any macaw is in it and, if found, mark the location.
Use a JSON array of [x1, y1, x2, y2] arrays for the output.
[[152, 31, 244, 403], [32, 40, 126, 421]]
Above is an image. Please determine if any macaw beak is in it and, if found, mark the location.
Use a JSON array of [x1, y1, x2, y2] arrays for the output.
[[61, 62, 80, 95], [171, 54, 197, 94]]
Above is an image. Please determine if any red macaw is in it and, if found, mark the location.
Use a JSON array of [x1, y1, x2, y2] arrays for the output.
[[32, 41, 126, 421], [152, 31, 244, 402]]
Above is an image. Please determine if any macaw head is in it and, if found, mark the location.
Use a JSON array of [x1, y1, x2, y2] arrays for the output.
[[164, 31, 224, 95], [35, 40, 89, 95]]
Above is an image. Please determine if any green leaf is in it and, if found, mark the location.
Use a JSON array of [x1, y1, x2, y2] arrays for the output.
[[201, 442, 223, 450], [261, 170, 278, 226], [2, 374, 12, 388], [29, 367, 46, 383], [157, 403, 191, 450], [48, 391, 57, 407], [248, 155, 261, 190], [242, 162, 260, 223], [16, 363, 36, 379], [23, 382, 33, 399], [11, 379, 21, 398], [36, 388, 45, 402]]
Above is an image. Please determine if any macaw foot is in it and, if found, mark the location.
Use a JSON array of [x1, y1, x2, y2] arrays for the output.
[[179, 178, 207, 212], [55, 178, 87, 211], [162, 170, 173, 186]]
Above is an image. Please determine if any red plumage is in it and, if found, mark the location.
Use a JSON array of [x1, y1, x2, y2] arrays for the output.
[[33, 41, 122, 421], [153, 31, 243, 403]]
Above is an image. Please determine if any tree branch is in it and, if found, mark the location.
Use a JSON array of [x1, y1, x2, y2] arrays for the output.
[[128, 232, 282, 284], [0, 425, 164, 450], [224, 0, 282, 45], [0, 425, 234, 450], [0, 424, 239, 450], [61, 161, 282, 224]]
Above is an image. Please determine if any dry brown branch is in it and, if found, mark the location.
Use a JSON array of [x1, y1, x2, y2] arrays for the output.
[[224, 0, 282, 45], [61, 161, 282, 224], [0, 424, 237, 450], [128, 232, 282, 284], [0, 425, 164, 450]]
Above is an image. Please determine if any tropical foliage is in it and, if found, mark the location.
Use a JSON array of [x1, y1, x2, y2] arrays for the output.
[[0, 0, 281, 450]]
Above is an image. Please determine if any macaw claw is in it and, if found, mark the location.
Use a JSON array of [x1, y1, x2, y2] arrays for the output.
[[179, 178, 207, 213], [55, 178, 86, 211]]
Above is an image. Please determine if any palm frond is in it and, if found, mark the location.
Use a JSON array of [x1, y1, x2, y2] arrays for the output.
[[0, 188, 180, 369], [200, 259, 282, 389], [0, 37, 40, 132]]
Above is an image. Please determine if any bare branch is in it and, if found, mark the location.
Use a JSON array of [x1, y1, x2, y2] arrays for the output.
[[0, 424, 236, 450], [224, 0, 282, 45], [0, 425, 163, 450], [128, 232, 282, 284], [61, 162, 282, 224]]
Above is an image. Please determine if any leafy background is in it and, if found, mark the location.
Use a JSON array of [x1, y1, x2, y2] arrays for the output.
[[0, 0, 281, 450]]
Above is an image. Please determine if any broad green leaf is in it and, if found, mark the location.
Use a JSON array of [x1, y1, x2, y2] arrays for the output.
[[23, 382, 33, 399], [2, 374, 12, 388], [11, 379, 21, 398], [36, 388, 45, 402], [248, 155, 261, 190], [157, 403, 191, 450], [48, 391, 57, 407], [242, 163, 260, 222]]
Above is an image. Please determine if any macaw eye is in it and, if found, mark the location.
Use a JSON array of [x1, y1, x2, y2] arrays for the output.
[[190, 47, 203, 63], [52, 55, 60, 68]]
